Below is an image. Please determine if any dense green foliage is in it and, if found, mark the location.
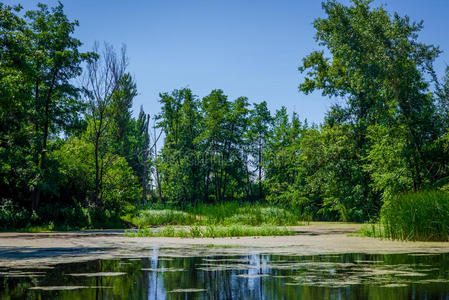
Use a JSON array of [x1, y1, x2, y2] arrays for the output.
[[0, 3, 149, 228], [295, 0, 449, 221], [2, 1, 449, 230]]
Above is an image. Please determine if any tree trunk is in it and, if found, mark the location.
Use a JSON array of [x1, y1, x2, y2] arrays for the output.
[[142, 114, 150, 203], [245, 157, 251, 201], [258, 140, 262, 200], [94, 128, 101, 206], [154, 127, 162, 199], [32, 72, 57, 211], [93, 111, 105, 207]]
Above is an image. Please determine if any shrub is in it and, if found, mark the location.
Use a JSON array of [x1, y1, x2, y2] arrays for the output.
[[0, 200, 30, 230]]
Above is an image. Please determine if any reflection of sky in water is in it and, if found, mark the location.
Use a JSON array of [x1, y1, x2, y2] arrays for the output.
[[1, 250, 449, 299], [148, 248, 166, 300]]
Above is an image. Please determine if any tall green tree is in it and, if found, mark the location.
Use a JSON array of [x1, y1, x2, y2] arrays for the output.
[[132, 107, 151, 202], [110, 73, 138, 159], [0, 3, 93, 210], [299, 0, 442, 205], [199, 90, 230, 202], [264, 108, 305, 208], [248, 101, 272, 200], [27, 3, 94, 210], [157, 89, 203, 204], [0, 4, 33, 205]]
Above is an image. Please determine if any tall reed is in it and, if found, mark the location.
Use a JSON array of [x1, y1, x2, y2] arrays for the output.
[[381, 190, 449, 241]]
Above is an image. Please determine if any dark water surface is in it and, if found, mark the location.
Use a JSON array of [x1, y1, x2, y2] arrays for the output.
[[1, 250, 449, 299]]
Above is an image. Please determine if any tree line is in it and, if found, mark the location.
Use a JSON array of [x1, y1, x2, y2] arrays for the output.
[[1, 0, 449, 226]]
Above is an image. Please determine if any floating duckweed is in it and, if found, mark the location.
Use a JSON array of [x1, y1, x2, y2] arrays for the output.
[[141, 268, 184, 272], [168, 288, 207, 293], [29, 286, 89, 291], [67, 272, 126, 277]]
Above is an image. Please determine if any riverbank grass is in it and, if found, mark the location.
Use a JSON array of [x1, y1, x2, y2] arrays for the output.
[[126, 201, 306, 227], [124, 224, 295, 238], [359, 190, 449, 241]]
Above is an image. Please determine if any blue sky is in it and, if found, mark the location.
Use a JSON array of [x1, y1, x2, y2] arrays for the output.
[[10, 0, 449, 124]]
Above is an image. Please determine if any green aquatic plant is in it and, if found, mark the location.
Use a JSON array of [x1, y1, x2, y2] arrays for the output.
[[381, 191, 449, 241], [128, 202, 305, 228], [359, 190, 449, 241], [130, 209, 197, 227], [124, 225, 294, 238]]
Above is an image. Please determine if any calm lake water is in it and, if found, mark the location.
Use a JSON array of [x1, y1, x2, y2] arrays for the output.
[[1, 250, 449, 299]]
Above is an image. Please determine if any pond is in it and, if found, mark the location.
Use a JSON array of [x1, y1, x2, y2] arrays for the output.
[[1, 249, 449, 299]]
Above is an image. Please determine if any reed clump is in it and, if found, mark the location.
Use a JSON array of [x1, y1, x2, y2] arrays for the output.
[[124, 224, 294, 238], [373, 190, 449, 241]]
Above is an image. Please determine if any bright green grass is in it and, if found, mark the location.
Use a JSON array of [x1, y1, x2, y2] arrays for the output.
[[124, 224, 295, 238], [357, 223, 385, 238], [130, 209, 197, 227], [359, 190, 449, 241], [127, 201, 305, 227]]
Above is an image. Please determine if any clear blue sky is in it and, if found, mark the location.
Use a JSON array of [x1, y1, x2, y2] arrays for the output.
[[10, 0, 449, 124]]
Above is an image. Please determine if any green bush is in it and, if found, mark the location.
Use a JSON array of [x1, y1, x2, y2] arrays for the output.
[[35, 203, 91, 229], [0, 199, 127, 231], [380, 190, 449, 241], [0, 201, 30, 230]]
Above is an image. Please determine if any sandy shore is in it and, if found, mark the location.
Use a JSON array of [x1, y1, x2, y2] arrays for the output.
[[1, 223, 449, 268]]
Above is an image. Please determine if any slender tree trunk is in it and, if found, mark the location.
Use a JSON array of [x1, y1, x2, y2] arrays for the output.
[[142, 156, 147, 202], [32, 96, 50, 210], [31, 81, 40, 210], [215, 148, 221, 202], [94, 133, 100, 205], [222, 170, 228, 201], [94, 115, 103, 206], [142, 114, 150, 203], [33, 80, 40, 166], [204, 163, 210, 203], [99, 155, 105, 205], [221, 134, 233, 202], [154, 127, 162, 199], [245, 157, 251, 201], [394, 83, 424, 189], [258, 140, 262, 200], [32, 72, 57, 211]]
